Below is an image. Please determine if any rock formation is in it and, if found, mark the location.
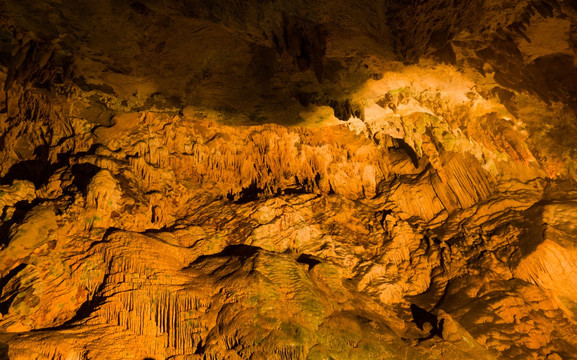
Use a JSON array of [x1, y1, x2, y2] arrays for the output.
[[0, 0, 577, 359]]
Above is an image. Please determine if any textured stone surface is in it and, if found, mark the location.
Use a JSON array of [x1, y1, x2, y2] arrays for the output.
[[0, 0, 577, 359]]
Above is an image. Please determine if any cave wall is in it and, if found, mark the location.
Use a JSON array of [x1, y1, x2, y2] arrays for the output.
[[0, 0, 577, 359]]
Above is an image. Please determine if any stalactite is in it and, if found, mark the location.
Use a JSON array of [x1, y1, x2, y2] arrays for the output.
[[2, 2, 577, 358]]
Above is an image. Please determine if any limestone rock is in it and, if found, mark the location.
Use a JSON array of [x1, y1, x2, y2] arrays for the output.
[[0, 0, 577, 359]]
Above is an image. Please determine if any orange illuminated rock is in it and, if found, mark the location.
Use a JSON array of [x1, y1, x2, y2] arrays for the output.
[[0, 0, 577, 359]]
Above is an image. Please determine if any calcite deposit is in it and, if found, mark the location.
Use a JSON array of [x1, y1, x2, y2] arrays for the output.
[[0, 0, 577, 359]]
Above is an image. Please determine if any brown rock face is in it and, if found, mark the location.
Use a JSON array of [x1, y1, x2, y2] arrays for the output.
[[0, 0, 577, 359]]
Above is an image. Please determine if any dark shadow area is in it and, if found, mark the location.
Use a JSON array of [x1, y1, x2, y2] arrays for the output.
[[281, 187, 309, 195], [391, 138, 420, 168], [410, 303, 440, 341], [0, 342, 8, 360], [296, 254, 321, 270], [71, 163, 101, 196], [378, 209, 392, 229], [73, 76, 116, 95], [328, 98, 364, 121], [432, 43, 457, 65], [228, 179, 316, 202], [518, 201, 549, 258], [0, 293, 17, 318], [151, 205, 160, 224], [192, 244, 261, 264], [130, 2, 151, 15], [212, 244, 260, 257], [0, 27, 12, 70], [142, 358, 155, 360], [438, 318, 446, 339], [194, 338, 206, 355], [285, 175, 314, 195], [0, 263, 27, 315], [0, 199, 41, 248], [0, 158, 50, 187], [0, 145, 53, 187], [141, 224, 181, 236], [229, 181, 265, 204]]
